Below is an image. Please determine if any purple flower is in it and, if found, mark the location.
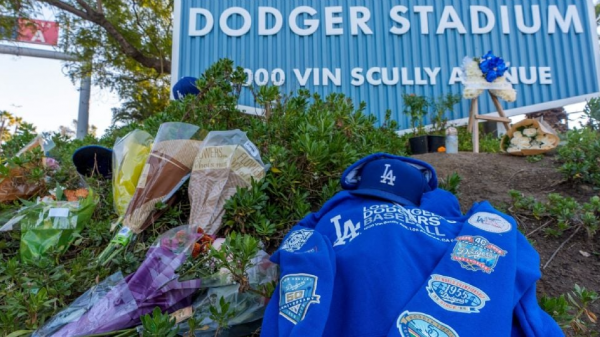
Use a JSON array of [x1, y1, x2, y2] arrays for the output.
[[54, 246, 201, 336]]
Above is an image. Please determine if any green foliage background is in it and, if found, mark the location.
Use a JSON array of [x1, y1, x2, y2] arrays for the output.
[[0, 59, 408, 333]]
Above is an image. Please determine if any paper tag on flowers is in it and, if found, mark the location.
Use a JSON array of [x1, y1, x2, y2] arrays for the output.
[[170, 306, 193, 323], [49, 208, 70, 218], [195, 145, 265, 184], [112, 227, 133, 246]]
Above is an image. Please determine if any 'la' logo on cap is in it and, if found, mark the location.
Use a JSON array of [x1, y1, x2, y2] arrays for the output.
[[380, 164, 396, 186]]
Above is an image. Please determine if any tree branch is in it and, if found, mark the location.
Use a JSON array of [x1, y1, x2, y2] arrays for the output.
[[39, 0, 170, 74], [96, 0, 103, 13], [73, 0, 94, 13]]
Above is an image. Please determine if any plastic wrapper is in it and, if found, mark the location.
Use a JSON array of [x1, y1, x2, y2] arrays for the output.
[[0, 188, 98, 265], [0, 135, 56, 203], [189, 130, 266, 234], [32, 272, 125, 337], [176, 245, 277, 336], [99, 123, 203, 264], [178, 285, 267, 337], [14, 134, 55, 157], [125, 123, 202, 233], [112, 130, 153, 228], [53, 226, 204, 336], [0, 166, 44, 203], [500, 119, 560, 156]]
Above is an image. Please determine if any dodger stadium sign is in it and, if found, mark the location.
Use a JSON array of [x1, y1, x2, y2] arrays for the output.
[[172, 0, 600, 129]]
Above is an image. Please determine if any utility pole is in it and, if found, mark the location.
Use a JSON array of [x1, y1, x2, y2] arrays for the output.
[[0, 45, 91, 140], [77, 75, 91, 139]]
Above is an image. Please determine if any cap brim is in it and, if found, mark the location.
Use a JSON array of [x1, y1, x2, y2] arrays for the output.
[[350, 189, 416, 206]]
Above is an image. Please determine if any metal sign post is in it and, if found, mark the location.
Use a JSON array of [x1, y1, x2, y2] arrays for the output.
[[0, 45, 90, 139]]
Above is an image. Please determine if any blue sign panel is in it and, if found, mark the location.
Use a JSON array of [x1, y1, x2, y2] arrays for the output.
[[173, 0, 600, 129]]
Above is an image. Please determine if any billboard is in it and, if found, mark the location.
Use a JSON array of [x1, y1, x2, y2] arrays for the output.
[[1, 18, 59, 46], [17, 18, 59, 46], [172, 0, 600, 129]]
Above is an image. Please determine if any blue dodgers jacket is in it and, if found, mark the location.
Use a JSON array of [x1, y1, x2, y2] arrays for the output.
[[261, 154, 563, 337]]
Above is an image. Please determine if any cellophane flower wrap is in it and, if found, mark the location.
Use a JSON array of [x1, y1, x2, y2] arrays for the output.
[[111, 129, 153, 230], [0, 135, 56, 203], [188, 130, 266, 235], [175, 239, 278, 336], [98, 123, 203, 264], [52, 226, 204, 336], [0, 187, 98, 266], [32, 272, 124, 337], [501, 119, 559, 156], [461, 51, 517, 102]]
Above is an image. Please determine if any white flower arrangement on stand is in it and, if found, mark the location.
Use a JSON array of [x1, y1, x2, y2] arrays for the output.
[[461, 51, 517, 103]]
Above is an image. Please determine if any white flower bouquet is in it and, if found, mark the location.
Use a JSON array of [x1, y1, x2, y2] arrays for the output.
[[501, 119, 559, 156], [461, 51, 517, 102]]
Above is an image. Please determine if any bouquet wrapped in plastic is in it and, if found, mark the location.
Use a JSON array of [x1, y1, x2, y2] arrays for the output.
[[32, 272, 125, 337], [0, 187, 98, 266], [52, 226, 204, 336], [99, 123, 203, 264], [0, 135, 55, 203], [176, 248, 278, 337], [501, 119, 560, 156], [189, 130, 266, 234], [111, 129, 154, 229]]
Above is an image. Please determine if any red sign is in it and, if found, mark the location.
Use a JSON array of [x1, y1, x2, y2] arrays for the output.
[[16, 18, 59, 46]]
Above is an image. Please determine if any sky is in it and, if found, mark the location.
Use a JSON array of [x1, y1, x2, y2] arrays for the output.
[[0, 49, 118, 136], [0, 7, 595, 137], [0, 6, 118, 137]]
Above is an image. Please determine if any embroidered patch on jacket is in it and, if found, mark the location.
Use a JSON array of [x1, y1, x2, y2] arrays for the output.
[[280, 229, 314, 252], [279, 273, 320, 324], [396, 311, 459, 337], [467, 212, 512, 233], [451, 235, 507, 274], [426, 274, 490, 313]]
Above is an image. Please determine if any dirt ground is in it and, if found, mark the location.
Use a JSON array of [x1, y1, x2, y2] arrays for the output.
[[414, 152, 600, 323]]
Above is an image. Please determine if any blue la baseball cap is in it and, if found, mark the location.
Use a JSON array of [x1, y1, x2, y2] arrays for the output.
[[341, 153, 437, 206], [349, 158, 428, 206], [172, 76, 200, 100], [72, 145, 113, 179]]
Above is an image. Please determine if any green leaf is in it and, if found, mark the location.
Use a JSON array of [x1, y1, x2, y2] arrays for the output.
[[6, 330, 33, 337]]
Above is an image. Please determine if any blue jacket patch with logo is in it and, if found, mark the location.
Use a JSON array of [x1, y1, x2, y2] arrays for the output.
[[261, 154, 563, 337]]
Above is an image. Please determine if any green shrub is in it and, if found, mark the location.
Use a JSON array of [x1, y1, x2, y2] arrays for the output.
[[541, 284, 599, 335], [0, 59, 409, 332], [456, 124, 501, 153], [509, 191, 600, 238], [581, 97, 600, 131], [430, 93, 461, 135], [402, 93, 430, 135], [557, 128, 600, 187], [438, 172, 462, 197], [141, 307, 178, 337]]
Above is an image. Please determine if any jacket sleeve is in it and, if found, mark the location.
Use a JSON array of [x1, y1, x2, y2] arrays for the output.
[[512, 232, 564, 336], [512, 283, 565, 337], [261, 224, 336, 337]]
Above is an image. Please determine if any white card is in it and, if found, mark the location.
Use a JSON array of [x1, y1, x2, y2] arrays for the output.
[[49, 208, 70, 218]]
